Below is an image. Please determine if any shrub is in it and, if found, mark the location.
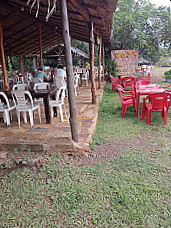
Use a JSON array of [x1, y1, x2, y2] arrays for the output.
[[164, 69, 171, 82]]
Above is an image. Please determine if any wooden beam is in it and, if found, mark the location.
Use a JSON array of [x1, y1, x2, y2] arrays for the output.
[[60, 0, 79, 143], [39, 23, 44, 71], [98, 36, 102, 89], [0, 18, 8, 91], [89, 21, 96, 104]]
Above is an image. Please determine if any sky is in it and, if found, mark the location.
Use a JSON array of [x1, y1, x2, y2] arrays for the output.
[[149, 0, 171, 7]]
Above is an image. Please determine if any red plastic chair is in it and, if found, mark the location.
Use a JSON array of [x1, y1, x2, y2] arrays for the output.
[[118, 87, 136, 118], [142, 92, 170, 126], [110, 75, 120, 92], [120, 76, 137, 89], [162, 84, 171, 90], [136, 80, 152, 86]]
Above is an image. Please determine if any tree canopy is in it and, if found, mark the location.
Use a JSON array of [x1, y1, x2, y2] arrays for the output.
[[112, 0, 170, 63]]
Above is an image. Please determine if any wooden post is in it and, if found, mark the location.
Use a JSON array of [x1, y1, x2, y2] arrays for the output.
[[102, 42, 105, 81], [89, 21, 96, 103], [20, 55, 24, 75], [98, 36, 102, 89], [0, 18, 8, 91], [60, 0, 79, 143], [39, 23, 44, 71], [58, 44, 62, 64]]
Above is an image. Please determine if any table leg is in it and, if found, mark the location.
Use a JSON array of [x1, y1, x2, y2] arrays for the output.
[[136, 92, 140, 118], [43, 96, 51, 124]]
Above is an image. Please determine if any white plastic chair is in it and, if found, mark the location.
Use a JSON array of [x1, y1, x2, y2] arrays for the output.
[[54, 76, 66, 89], [73, 74, 80, 96], [12, 83, 28, 91], [49, 86, 67, 122], [34, 82, 50, 90], [0, 92, 16, 127], [11, 90, 41, 129], [33, 82, 50, 104], [81, 69, 89, 86]]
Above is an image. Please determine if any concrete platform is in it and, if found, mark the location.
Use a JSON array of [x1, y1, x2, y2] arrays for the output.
[[0, 82, 105, 160]]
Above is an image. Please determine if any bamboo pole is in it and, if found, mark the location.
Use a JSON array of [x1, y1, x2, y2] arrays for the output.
[[98, 36, 102, 89], [20, 55, 24, 75], [0, 18, 8, 91], [60, 0, 79, 143], [89, 21, 96, 104], [39, 23, 44, 71], [102, 42, 105, 81]]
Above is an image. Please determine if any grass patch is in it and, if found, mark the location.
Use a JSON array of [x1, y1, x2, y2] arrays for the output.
[[0, 83, 171, 227]]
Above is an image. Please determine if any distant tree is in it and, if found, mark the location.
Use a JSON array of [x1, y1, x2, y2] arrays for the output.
[[112, 0, 170, 63]]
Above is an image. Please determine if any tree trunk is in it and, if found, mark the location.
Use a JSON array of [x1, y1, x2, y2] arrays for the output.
[[60, 0, 79, 143], [98, 37, 102, 89], [89, 21, 96, 104], [0, 18, 8, 91], [102, 43, 105, 81]]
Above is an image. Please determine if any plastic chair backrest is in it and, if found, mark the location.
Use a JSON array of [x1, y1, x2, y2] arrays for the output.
[[12, 90, 33, 111], [0, 92, 10, 111], [34, 82, 50, 90], [121, 76, 136, 88], [147, 92, 170, 110], [12, 83, 28, 91], [137, 80, 151, 86], [110, 75, 120, 85]]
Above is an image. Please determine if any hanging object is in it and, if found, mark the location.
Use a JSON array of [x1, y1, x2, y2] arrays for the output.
[[26, 0, 57, 21]]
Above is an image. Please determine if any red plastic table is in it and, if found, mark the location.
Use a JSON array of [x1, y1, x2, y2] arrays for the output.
[[135, 84, 165, 117]]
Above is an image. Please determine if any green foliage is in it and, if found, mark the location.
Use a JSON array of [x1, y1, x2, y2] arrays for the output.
[[105, 59, 118, 81], [112, 0, 170, 64], [164, 69, 171, 81]]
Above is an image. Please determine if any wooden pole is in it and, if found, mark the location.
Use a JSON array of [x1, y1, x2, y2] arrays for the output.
[[98, 36, 102, 89], [89, 21, 96, 104], [102, 42, 105, 81], [20, 55, 24, 75], [0, 19, 8, 91], [60, 0, 79, 143], [58, 44, 62, 64], [39, 23, 44, 71]]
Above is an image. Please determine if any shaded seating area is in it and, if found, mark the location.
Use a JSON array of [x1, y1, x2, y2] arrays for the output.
[[0, 0, 118, 143]]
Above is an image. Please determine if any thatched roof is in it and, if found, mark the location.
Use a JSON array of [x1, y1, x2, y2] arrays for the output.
[[0, 0, 118, 56]]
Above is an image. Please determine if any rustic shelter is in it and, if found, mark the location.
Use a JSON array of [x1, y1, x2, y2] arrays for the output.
[[0, 0, 118, 142]]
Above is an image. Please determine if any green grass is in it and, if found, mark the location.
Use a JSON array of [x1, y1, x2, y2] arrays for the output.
[[0, 83, 171, 227]]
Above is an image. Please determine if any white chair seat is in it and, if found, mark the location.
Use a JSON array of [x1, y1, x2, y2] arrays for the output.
[[49, 86, 67, 122], [0, 92, 16, 127]]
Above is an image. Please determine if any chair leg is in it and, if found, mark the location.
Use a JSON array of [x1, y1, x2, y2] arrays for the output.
[[59, 105, 64, 122], [147, 109, 152, 126], [38, 104, 41, 123], [4, 110, 10, 128], [22, 111, 27, 123], [51, 106, 54, 118], [63, 104, 67, 117], [28, 109, 34, 129], [142, 106, 146, 121], [164, 106, 167, 126], [17, 110, 21, 128]]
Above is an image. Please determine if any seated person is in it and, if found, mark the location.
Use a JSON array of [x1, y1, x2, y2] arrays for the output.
[[54, 64, 67, 89], [33, 67, 47, 82]]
